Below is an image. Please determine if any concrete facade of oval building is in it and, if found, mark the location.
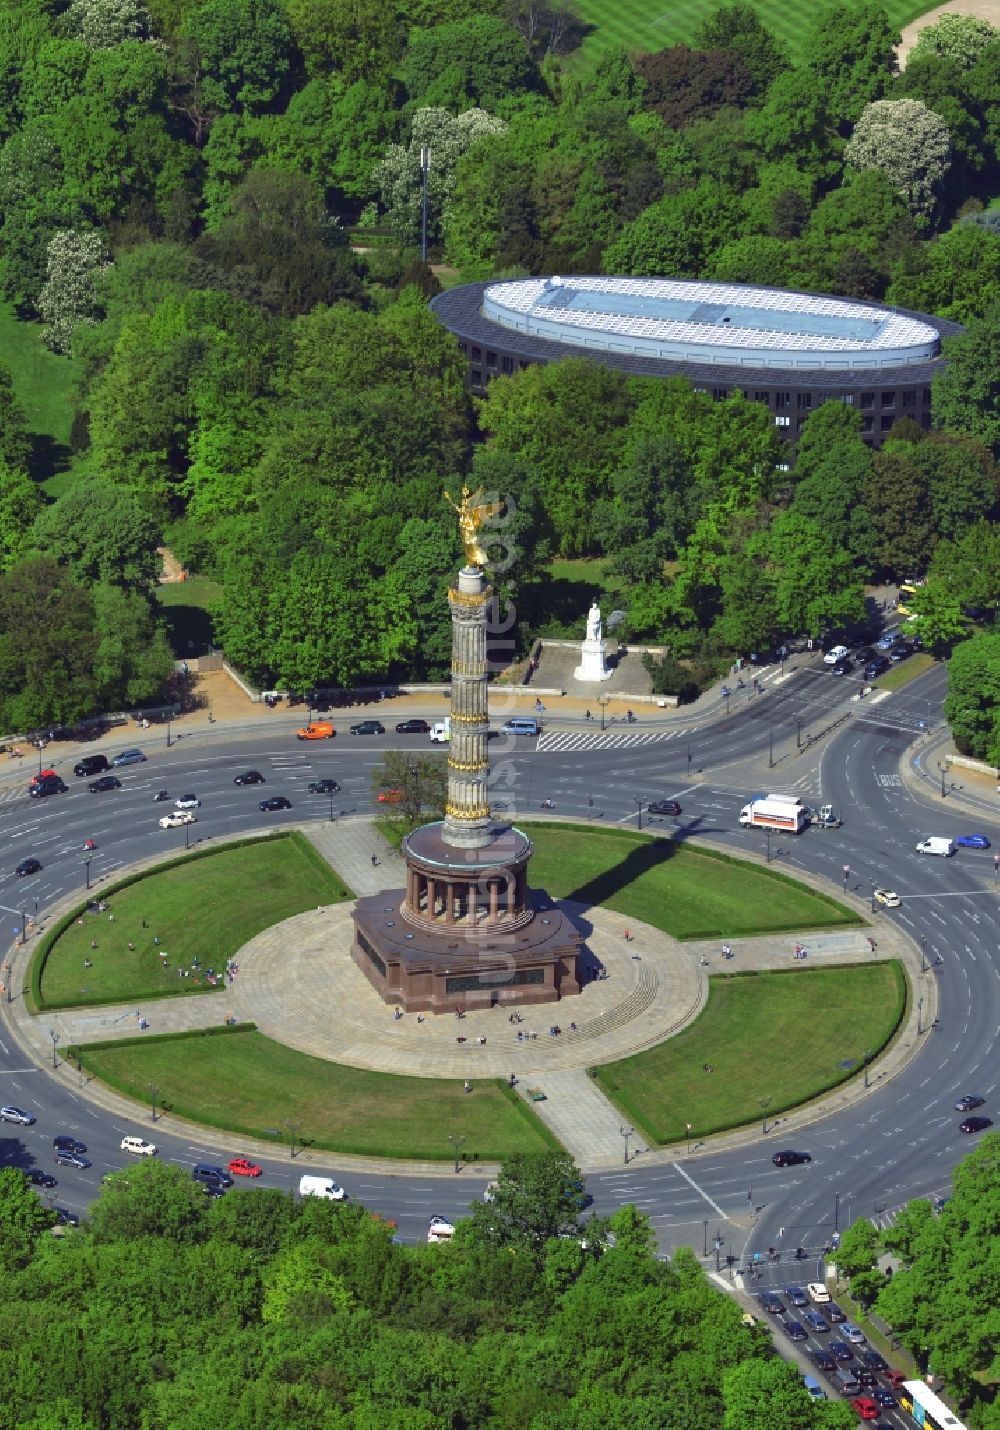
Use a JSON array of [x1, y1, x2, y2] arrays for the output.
[[430, 276, 962, 449]]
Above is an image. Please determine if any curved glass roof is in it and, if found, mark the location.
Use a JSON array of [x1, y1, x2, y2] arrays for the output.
[[482, 277, 940, 371]]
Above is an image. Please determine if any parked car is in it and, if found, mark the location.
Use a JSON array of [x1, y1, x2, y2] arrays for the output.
[[75, 754, 110, 777], [771, 1150, 812, 1167], [228, 1156, 262, 1177], [234, 770, 265, 785], [308, 780, 340, 795], [120, 1136, 157, 1157], [24, 1169, 56, 1187], [960, 1115, 992, 1134], [955, 833, 990, 849], [53, 1135, 86, 1155], [395, 719, 430, 734], [648, 799, 682, 816], [259, 796, 292, 812], [14, 857, 42, 877], [873, 888, 900, 908], [0, 1105, 35, 1125], [158, 811, 196, 829], [955, 1094, 985, 1111], [55, 1150, 91, 1169], [350, 720, 385, 735], [88, 775, 122, 792], [174, 793, 200, 809]]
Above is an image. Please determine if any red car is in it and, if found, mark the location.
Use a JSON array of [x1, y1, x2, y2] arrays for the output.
[[851, 1397, 879, 1421], [227, 1156, 262, 1178], [377, 788, 403, 804]]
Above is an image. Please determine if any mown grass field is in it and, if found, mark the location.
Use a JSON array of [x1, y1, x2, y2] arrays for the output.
[[0, 302, 81, 492], [525, 824, 861, 938], [596, 962, 906, 1144], [76, 1029, 557, 1161], [569, 0, 933, 68], [154, 576, 224, 656], [38, 836, 350, 1008]]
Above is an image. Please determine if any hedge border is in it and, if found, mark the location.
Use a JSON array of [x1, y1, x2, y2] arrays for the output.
[[592, 960, 907, 1145], [29, 831, 351, 1014], [69, 1027, 564, 1162]]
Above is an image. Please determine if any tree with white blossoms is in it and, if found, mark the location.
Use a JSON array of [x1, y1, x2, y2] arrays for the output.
[[909, 12, 997, 71], [38, 230, 113, 356], [845, 98, 952, 223], [374, 107, 507, 246], [62, 0, 149, 47]]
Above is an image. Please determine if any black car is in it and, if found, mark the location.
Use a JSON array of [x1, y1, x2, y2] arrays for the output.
[[955, 1094, 985, 1111], [782, 1320, 807, 1341], [872, 1387, 897, 1408], [856, 1368, 878, 1388], [191, 1163, 233, 1188], [826, 1302, 846, 1323], [24, 1169, 57, 1188], [350, 720, 385, 735], [811, 1350, 836, 1372], [15, 857, 42, 877], [29, 778, 66, 798], [53, 1135, 87, 1155], [648, 800, 682, 817], [88, 775, 122, 792], [830, 657, 853, 676], [960, 1115, 992, 1134], [53, 1207, 79, 1226], [828, 1340, 853, 1362], [863, 657, 890, 679], [234, 770, 265, 786], [55, 1151, 92, 1170], [854, 646, 877, 664], [395, 719, 430, 734], [888, 642, 913, 663], [771, 1150, 812, 1167], [74, 754, 110, 777], [308, 779, 341, 795], [259, 796, 292, 812], [860, 1351, 887, 1371], [756, 1291, 784, 1314]]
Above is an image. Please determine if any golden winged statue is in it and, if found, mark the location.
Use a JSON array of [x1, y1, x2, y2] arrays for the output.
[[443, 485, 505, 568]]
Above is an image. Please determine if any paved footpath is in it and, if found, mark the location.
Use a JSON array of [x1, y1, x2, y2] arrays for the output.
[[8, 819, 935, 1171]]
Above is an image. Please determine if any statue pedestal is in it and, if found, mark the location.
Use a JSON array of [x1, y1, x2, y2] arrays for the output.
[[574, 637, 611, 682]]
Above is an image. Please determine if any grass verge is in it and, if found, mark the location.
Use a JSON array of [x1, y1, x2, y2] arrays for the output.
[[524, 823, 861, 939], [872, 652, 935, 692], [595, 962, 906, 1145], [36, 833, 350, 1009], [73, 1026, 559, 1161]]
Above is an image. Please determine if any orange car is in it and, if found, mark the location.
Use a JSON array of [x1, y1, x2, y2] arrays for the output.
[[296, 723, 335, 740], [377, 788, 403, 804]]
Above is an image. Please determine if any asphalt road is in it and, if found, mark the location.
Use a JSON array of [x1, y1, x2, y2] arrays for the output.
[[0, 655, 996, 1418]]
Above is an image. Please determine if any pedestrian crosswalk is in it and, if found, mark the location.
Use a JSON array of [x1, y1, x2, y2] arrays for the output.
[[537, 727, 688, 754]]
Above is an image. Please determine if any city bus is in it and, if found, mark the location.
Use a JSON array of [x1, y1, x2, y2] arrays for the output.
[[899, 1380, 968, 1430]]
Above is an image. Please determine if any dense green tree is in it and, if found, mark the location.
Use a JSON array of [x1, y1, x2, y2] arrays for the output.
[[865, 445, 938, 578], [602, 179, 743, 278], [742, 68, 841, 178], [804, 2, 899, 125], [0, 1168, 57, 1271], [887, 223, 1000, 322], [401, 15, 536, 110], [29, 483, 160, 590], [910, 12, 997, 70], [694, 3, 787, 93], [899, 578, 970, 655], [0, 556, 98, 727], [722, 1357, 817, 1429], [465, 1152, 589, 1250], [283, 0, 404, 83], [929, 521, 1000, 614], [747, 511, 865, 636], [790, 402, 874, 570], [932, 305, 1000, 453], [943, 630, 1000, 762], [370, 749, 447, 819], [633, 45, 755, 129], [0, 364, 32, 472], [183, 0, 294, 113], [89, 1159, 209, 1245], [0, 461, 43, 571]]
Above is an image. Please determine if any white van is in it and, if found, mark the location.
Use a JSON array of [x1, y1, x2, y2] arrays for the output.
[[916, 836, 955, 857], [429, 719, 450, 743], [298, 1174, 346, 1201], [501, 717, 540, 737], [120, 1136, 157, 1156]]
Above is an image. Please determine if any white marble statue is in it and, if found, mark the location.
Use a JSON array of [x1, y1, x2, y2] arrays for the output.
[[586, 602, 602, 644], [575, 599, 611, 682]]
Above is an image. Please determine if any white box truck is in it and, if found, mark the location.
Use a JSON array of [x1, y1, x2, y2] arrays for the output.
[[429, 718, 450, 743], [739, 797, 810, 833]]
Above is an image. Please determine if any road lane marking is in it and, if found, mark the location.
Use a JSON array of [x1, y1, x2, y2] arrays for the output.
[[671, 1161, 729, 1219]]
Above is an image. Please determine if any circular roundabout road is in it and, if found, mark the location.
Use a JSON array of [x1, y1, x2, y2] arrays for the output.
[[0, 659, 996, 1343]]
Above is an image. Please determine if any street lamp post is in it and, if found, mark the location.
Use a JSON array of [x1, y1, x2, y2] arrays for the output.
[[286, 1119, 302, 1159], [166, 713, 172, 748], [920, 937, 928, 974], [329, 789, 336, 823], [834, 1190, 839, 1232], [703, 1219, 708, 1257], [84, 855, 93, 891], [20, 908, 27, 945], [448, 1133, 465, 1173], [759, 1098, 771, 1135], [765, 828, 772, 865], [49, 1030, 59, 1068], [863, 1049, 872, 1089], [620, 1123, 634, 1165], [149, 1082, 159, 1123], [687, 743, 692, 775], [598, 695, 609, 731], [870, 882, 877, 914], [936, 760, 948, 798], [185, 820, 191, 851], [796, 717, 802, 750], [587, 795, 594, 821], [768, 728, 773, 769], [917, 996, 924, 1036], [633, 795, 642, 831], [842, 863, 850, 892]]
